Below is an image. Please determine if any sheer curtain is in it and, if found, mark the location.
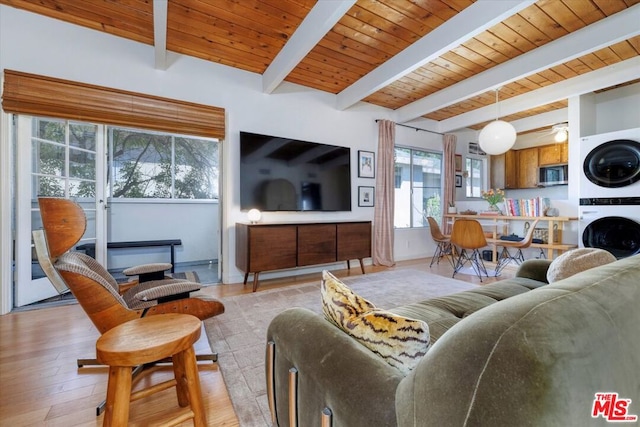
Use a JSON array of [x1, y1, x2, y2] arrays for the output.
[[442, 134, 457, 234], [373, 120, 396, 266]]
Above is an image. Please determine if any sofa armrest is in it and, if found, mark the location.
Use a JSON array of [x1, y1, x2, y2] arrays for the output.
[[266, 307, 405, 427], [515, 259, 552, 283]]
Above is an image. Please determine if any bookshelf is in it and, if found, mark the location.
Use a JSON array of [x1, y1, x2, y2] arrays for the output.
[[444, 214, 578, 261]]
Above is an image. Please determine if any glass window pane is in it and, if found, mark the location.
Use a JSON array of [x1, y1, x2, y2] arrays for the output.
[[465, 157, 484, 198], [174, 137, 218, 199], [394, 147, 411, 228], [68, 179, 95, 198], [109, 128, 218, 200], [33, 118, 65, 143], [69, 123, 97, 150], [111, 129, 172, 198], [394, 146, 442, 228], [69, 148, 96, 181], [33, 140, 65, 177], [35, 176, 65, 197]]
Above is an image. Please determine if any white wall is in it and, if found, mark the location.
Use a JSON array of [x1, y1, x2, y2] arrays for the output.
[[107, 201, 219, 269]]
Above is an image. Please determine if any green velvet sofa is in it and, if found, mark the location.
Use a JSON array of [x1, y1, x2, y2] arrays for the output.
[[265, 255, 640, 427]]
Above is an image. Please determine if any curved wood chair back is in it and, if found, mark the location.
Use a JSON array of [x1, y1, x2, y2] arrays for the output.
[[427, 216, 449, 242], [32, 229, 69, 294], [518, 219, 540, 249], [38, 198, 140, 332], [450, 219, 487, 250], [38, 197, 86, 259]]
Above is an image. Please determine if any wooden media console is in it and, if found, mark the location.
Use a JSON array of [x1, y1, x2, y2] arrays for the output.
[[235, 221, 372, 291]]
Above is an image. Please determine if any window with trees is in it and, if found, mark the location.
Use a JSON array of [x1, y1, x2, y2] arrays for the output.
[[32, 117, 98, 198], [394, 147, 443, 228], [30, 120, 218, 200], [108, 127, 218, 200]]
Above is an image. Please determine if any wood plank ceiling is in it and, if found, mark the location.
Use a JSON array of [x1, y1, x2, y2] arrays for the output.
[[2, 0, 639, 133]]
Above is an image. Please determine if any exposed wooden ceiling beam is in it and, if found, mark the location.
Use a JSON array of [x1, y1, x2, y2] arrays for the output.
[[153, 0, 168, 70], [396, 4, 640, 124], [263, 0, 356, 94], [335, 0, 536, 111], [510, 109, 568, 134], [438, 56, 640, 133]]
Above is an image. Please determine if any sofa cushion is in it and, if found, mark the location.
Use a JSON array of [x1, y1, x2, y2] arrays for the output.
[[320, 270, 430, 374], [546, 248, 616, 283]]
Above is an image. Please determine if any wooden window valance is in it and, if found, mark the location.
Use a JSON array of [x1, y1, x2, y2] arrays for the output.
[[2, 70, 225, 139]]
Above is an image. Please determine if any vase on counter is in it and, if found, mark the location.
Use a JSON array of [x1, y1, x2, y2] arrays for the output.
[[487, 203, 502, 214]]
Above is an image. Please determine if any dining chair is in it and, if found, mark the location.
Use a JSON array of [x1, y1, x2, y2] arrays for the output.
[[494, 219, 540, 275], [450, 219, 489, 281], [426, 216, 452, 267]]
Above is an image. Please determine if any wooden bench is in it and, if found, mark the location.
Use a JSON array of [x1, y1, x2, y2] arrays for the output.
[[76, 239, 182, 273]]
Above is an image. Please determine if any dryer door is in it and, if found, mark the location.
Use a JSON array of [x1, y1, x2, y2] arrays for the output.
[[583, 139, 640, 188], [582, 216, 640, 259]]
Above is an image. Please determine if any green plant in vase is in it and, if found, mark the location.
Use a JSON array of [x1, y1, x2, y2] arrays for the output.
[[481, 188, 505, 213]]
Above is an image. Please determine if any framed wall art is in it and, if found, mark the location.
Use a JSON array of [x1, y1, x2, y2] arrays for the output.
[[455, 174, 462, 187], [358, 186, 375, 207], [455, 154, 462, 172], [358, 150, 375, 178]]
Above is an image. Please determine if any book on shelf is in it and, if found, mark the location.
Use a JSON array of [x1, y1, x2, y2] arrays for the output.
[[503, 197, 545, 217]]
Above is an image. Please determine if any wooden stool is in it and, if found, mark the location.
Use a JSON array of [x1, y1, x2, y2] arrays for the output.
[[96, 314, 206, 427]]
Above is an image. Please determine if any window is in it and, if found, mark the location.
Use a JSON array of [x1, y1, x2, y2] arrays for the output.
[[394, 147, 443, 228], [465, 157, 485, 198], [108, 127, 218, 200], [31, 117, 98, 199]]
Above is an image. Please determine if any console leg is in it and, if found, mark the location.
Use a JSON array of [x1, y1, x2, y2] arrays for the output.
[[359, 259, 365, 274], [252, 273, 260, 292]]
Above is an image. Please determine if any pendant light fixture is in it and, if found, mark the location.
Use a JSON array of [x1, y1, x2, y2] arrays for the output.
[[478, 88, 516, 155]]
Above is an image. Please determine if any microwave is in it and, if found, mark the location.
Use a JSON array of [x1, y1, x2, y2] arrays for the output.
[[539, 164, 568, 186]]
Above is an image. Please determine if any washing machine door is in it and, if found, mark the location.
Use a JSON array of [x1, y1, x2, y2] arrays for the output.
[[583, 139, 640, 188], [582, 216, 640, 259]]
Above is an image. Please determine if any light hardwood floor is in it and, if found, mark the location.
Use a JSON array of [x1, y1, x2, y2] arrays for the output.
[[0, 257, 513, 426]]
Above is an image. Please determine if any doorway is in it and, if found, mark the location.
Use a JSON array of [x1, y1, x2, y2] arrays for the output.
[[13, 115, 107, 307], [10, 117, 222, 310]]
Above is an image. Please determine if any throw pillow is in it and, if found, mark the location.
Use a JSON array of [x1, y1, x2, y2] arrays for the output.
[[320, 270, 430, 374], [546, 248, 617, 283]]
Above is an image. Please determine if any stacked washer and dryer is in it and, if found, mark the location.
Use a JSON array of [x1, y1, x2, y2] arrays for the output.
[[579, 128, 640, 258]]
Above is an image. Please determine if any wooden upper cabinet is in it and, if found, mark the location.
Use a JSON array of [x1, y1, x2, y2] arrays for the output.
[[517, 147, 539, 189], [490, 153, 505, 189], [560, 142, 569, 163], [539, 143, 568, 166], [505, 150, 518, 189], [490, 150, 518, 189], [492, 143, 567, 190]]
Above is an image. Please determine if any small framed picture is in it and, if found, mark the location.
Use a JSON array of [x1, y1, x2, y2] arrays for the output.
[[455, 154, 462, 172], [358, 186, 375, 207], [358, 150, 375, 178], [455, 174, 462, 187]]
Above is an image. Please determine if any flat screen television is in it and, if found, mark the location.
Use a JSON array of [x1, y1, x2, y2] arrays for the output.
[[240, 131, 351, 211]]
